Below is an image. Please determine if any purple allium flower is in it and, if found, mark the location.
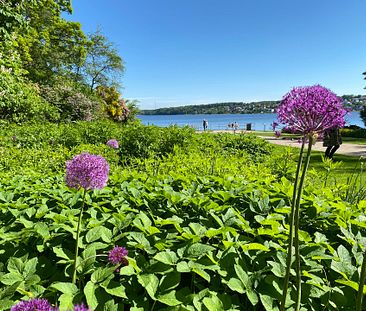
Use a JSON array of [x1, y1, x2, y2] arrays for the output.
[[73, 303, 90, 311], [274, 130, 281, 138], [65, 153, 109, 190], [11, 298, 57, 311], [108, 246, 128, 265], [106, 139, 119, 149], [277, 85, 348, 135]]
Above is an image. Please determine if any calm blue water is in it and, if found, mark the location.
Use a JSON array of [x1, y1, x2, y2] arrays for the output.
[[138, 111, 363, 131]]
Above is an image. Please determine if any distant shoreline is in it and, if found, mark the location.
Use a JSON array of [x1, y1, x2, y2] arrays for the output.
[[139, 97, 363, 115]]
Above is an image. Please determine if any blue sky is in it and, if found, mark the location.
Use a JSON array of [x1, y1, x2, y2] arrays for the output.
[[68, 0, 366, 109]]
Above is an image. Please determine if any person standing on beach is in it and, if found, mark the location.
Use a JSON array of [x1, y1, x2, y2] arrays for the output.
[[203, 119, 208, 131], [323, 127, 342, 160]]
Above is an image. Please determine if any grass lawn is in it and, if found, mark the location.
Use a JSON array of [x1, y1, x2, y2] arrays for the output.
[[273, 144, 364, 183]]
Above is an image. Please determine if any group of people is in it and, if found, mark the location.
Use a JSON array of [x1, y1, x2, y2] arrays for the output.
[[227, 122, 239, 130]]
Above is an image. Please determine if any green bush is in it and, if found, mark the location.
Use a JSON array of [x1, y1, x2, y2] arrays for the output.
[[0, 71, 59, 122], [118, 125, 196, 160], [3, 120, 124, 149], [341, 127, 366, 138]]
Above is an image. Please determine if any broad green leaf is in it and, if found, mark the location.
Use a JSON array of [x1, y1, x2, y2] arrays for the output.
[[247, 288, 259, 306], [58, 293, 75, 310], [189, 223, 207, 237], [34, 222, 50, 239], [91, 267, 115, 284], [119, 265, 135, 276], [240, 243, 269, 252], [84, 281, 98, 310], [186, 243, 215, 257], [24, 274, 41, 286], [0, 299, 13, 310], [234, 264, 249, 286], [222, 241, 236, 249], [176, 261, 190, 273], [259, 294, 279, 311], [154, 251, 178, 265], [0, 273, 23, 285], [50, 282, 78, 294], [159, 272, 181, 292], [335, 279, 365, 293], [129, 232, 151, 251], [202, 295, 224, 311], [227, 278, 245, 294], [86, 226, 112, 243], [102, 280, 127, 298], [53, 247, 72, 261], [0, 281, 21, 299], [192, 267, 210, 282], [7, 257, 24, 275], [267, 261, 285, 278], [137, 274, 159, 299], [23, 258, 38, 277], [157, 290, 181, 306], [331, 245, 357, 278]]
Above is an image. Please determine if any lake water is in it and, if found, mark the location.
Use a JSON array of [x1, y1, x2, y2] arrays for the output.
[[138, 111, 363, 131]]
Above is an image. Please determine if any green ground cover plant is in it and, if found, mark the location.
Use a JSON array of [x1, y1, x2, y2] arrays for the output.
[[1, 120, 366, 310]]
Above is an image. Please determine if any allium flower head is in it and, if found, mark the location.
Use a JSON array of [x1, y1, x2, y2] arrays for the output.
[[274, 130, 281, 138], [108, 246, 128, 265], [106, 139, 119, 149], [66, 153, 109, 190], [11, 298, 57, 311], [277, 85, 348, 135], [73, 303, 90, 311]]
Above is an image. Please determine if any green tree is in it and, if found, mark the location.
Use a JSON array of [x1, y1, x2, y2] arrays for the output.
[[82, 30, 124, 90], [16, 0, 88, 83]]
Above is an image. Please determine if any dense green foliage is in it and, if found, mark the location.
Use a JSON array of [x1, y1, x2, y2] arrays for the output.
[[0, 0, 133, 123], [0, 122, 366, 310], [341, 126, 366, 138], [0, 70, 59, 122]]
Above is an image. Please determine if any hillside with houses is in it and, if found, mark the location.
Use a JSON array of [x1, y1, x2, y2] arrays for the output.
[[140, 95, 366, 115]]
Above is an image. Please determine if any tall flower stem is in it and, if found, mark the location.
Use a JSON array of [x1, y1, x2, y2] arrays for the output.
[[356, 251, 366, 311], [72, 189, 86, 284], [293, 136, 313, 311], [280, 138, 306, 311]]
